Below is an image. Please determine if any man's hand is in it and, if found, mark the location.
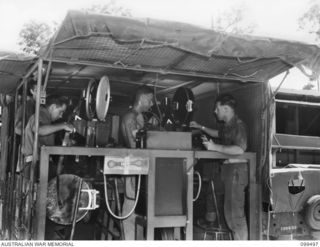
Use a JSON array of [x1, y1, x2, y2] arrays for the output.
[[190, 121, 202, 129], [132, 129, 138, 138], [63, 123, 75, 133], [202, 138, 220, 152]]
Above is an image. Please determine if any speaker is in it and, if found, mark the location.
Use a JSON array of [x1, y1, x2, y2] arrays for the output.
[[155, 157, 186, 216]]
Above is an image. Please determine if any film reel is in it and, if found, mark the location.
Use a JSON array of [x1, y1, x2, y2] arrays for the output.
[[96, 76, 111, 122], [85, 76, 111, 121], [172, 87, 194, 129], [85, 79, 97, 120], [46, 174, 91, 225]]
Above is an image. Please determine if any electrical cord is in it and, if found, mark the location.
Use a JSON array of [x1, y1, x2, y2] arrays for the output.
[[153, 74, 163, 124], [103, 174, 141, 220], [193, 171, 202, 202]]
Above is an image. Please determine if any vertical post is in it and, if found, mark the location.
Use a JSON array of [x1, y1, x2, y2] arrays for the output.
[[7, 86, 20, 239], [70, 178, 82, 240], [20, 79, 28, 168], [11, 85, 20, 174], [294, 105, 300, 162], [185, 155, 193, 240], [31, 58, 43, 177], [10, 78, 28, 240], [36, 147, 49, 240], [27, 58, 43, 239], [248, 153, 258, 240], [146, 153, 155, 240], [0, 100, 9, 180]]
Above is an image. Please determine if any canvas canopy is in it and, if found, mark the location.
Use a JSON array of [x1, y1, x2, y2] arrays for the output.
[[2, 11, 320, 95], [0, 51, 35, 94], [40, 10, 320, 85]]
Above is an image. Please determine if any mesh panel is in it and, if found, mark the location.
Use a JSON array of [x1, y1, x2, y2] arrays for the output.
[[175, 56, 239, 74], [54, 36, 184, 67], [52, 35, 289, 81]]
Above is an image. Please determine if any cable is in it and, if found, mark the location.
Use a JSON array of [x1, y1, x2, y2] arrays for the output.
[[193, 171, 202, 202], [153, 74, 163, 124], [193, 171, 202, 201], [103, 174, 141, 220]]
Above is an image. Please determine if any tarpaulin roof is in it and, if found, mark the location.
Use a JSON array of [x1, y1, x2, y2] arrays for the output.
[[0, 51, 35, 94], [40, 10, 320, 84]]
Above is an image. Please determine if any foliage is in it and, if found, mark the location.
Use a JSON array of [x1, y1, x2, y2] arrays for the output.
[[212, 5, 256, 34], [18, 21, 55, 56], [298, 0, 320, 42], [298, 0, 320, 89], [302, 82, 315, 90], [83, 0, 132, 17], [18, 1, 132, 55]]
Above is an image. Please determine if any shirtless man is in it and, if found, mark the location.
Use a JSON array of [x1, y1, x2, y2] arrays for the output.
[[120, 86, 154, 240]]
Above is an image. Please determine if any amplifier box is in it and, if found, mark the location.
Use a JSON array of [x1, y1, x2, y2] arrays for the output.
[[146, 131, 192, 150]]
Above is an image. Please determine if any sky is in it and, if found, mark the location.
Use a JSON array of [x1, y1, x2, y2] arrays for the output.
[[0, 0, 319, 90]]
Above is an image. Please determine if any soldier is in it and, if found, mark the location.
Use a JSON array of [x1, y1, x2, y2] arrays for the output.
[[23, 95, 74, 179], [190, 94, 248, 240]]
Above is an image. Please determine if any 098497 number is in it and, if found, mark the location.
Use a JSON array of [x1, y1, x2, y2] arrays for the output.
[[300, 242, 318, 246]]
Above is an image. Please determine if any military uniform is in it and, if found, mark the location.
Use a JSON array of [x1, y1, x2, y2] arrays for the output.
[[219, 115, 248, 240], [23, 106, 56, 179]]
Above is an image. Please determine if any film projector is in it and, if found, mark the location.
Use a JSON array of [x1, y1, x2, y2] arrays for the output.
[[137, 87, 195, 150], [46, 76, 111, 227]]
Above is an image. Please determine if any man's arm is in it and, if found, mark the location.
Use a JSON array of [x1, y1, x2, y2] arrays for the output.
[[33, 122, 74, 136], [189, 121, 219, 137], [203, 140, 245, 155], [203, 120, 247, 155]]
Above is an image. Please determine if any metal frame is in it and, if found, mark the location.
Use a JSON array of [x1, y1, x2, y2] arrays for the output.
[[36, 147, 194, 240], [1, 59, 41, 239], [44, 58, 265, 83], [36, 146, 257, 240]]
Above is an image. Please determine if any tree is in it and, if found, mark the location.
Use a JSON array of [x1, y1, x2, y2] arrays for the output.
[[212, 5, 256, 34], [18, 21, 55, 56], [298, 0, 320, 90], [298, 0, 320, 42], [83, 0, 132, 17], [18, 0, 132, 55], [302, 81, 315, 90]]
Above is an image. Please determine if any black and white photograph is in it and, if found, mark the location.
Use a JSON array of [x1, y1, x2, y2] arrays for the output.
[[0, 0, 320, 244]]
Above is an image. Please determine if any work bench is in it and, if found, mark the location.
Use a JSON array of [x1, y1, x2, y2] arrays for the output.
[[36, 147, 257, 240]]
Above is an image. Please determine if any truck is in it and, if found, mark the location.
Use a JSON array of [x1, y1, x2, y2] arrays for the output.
[[0, 10, 319, 240]]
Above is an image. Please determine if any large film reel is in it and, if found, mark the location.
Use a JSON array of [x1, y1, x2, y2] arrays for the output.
[[85, 76, 111, 121], [47, 174, 93, 225], [85, 79, 97, 120], [172, 87, 194, 129]]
